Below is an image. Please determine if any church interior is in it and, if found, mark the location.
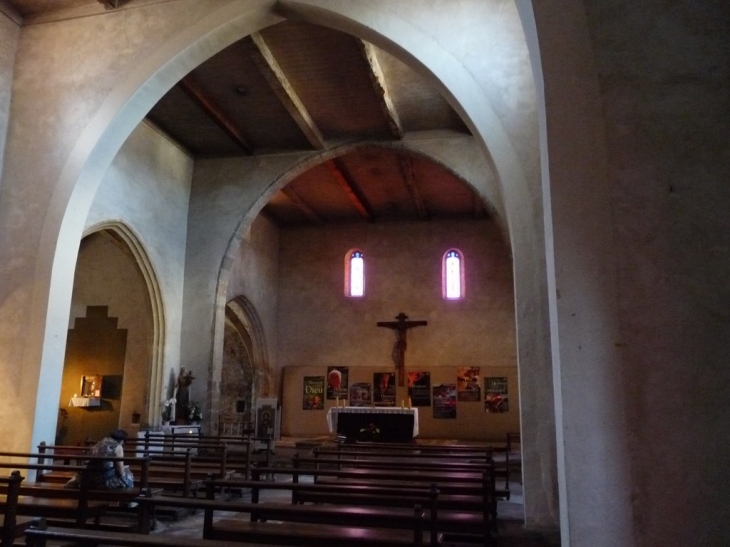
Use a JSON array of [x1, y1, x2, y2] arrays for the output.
[[0, 1, 728, 546]]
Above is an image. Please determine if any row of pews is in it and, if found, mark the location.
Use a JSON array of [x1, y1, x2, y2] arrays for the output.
[[1, 436, 517, 546], [0, 432, 266, 544]]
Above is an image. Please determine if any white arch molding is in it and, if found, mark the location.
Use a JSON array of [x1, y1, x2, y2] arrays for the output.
[[82, 222, 166, 427], [27, 0, 558, 531]]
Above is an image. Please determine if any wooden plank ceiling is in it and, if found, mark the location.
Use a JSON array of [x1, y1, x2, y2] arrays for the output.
[[4, 1, 485, 227]]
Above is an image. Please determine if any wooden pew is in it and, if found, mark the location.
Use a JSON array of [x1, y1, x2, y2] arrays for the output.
[[251, 461, 497, 538], [0, 452, 155, 530], [25, 523, 222, 547], [0, 471, 28, 547], [37, 444, 227, 495], [208, 477, 495, 546], [134, 491, 432, 547], [314, 442, 511, 494]]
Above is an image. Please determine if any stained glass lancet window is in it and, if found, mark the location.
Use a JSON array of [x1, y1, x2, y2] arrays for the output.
[[346, 249, 365, 297], [443, 249, 464, 299]]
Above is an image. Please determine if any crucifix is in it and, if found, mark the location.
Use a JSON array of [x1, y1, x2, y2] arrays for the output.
[[377, 312, 428, 386]]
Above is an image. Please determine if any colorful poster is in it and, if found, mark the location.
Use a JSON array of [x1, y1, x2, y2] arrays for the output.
[[373, 372, 396, 407], [432, 384, 457, 419], [457, 366, 481, 402], [407, 371, 431, 407], [485, 377, 509, 413], [302, 376, 325, 410], [326, 366, 349, 400], [349, 383, 372, 407]]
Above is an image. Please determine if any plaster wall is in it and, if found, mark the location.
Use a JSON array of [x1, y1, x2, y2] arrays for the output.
[[67, 233, 152, 439], [84, 121, 193, 416], [225, 213, 280, 397], [582, 2, 730, 545], [276, 219, 515, 373], [528, 0, 730, 545], [0, 12, 18, 180]]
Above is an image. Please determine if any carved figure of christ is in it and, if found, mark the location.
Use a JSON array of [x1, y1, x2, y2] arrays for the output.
[[377, 313, 428, 386]]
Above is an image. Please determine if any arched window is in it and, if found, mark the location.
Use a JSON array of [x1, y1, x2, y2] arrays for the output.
[[443, 249, 464, 299], [345, 249, 365, 297]]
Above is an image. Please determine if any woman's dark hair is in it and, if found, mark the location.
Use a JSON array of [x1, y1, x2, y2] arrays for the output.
[[109, 429, 128, 442]]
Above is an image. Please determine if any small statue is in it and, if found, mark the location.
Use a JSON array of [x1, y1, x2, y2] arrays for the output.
[[176, 367, 195, 423]]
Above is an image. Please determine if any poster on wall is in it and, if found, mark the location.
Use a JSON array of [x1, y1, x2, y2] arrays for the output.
[[326, 366, 349, 400], [302, 376, 325, 410], [254, 397, 280, 450], [407, 371, 431, 407], [457, 366, 481, 402], [254, 398, 278, 439], [349, 383, 372, 407], [432, 384, 457, 419], [373, 372, 396, 407], [485, 377, 509, 413]]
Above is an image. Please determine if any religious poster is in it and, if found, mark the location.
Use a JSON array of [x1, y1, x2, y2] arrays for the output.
[[373, 372, 396, 407], [485, 377, 509, 413], [457, 366, 481, 402], [253, 397, 280, 450], [255, 398, 277, 439], [302, 376, 325, 410], [326, 366, 349, 400], [407, 371, 431, 407], [433, 384, 457, 418], [349, 383, 372, 407]]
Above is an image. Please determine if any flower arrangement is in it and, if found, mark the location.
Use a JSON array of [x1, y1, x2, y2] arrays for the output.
[[359, 422, 381, 441], [160, 397, 176, 422], [189, 401, 202, 421]]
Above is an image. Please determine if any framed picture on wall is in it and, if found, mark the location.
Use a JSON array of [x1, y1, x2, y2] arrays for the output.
[[80, 375, 102, 398]]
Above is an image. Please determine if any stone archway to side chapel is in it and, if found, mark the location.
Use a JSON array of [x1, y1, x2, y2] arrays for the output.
[[215, 297, 270, 435]]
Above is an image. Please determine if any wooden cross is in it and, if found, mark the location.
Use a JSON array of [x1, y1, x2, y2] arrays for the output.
[[377, 312, 428, 386]]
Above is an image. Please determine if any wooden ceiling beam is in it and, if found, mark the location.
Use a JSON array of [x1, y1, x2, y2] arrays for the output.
[[327, 160, 375, 222], [281, 186, 325, 226], [246, 33, 326, 150], [178, 75, 253, 155], [358, 40, 404, 140], [398, 155, 428, 220]]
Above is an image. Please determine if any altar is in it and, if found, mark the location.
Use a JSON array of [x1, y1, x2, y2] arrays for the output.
[[326, 407, 419, 442]]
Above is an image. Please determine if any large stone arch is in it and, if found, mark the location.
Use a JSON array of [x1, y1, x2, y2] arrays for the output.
[[18, 0, 557, 531]]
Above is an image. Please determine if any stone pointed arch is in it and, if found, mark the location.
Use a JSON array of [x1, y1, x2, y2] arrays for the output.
[[216, 296, 271, 433], [82, 221, 166, 425], [21, 0, 556, 532]]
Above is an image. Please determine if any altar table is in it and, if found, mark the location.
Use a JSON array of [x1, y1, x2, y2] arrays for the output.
[[326, 407, 419, 442]]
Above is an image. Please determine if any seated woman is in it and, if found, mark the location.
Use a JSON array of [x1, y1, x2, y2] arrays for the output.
[[65, 429, 134, 489]]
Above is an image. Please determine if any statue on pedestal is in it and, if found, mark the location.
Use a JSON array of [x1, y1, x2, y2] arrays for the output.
[[176, 367, 195, 424]]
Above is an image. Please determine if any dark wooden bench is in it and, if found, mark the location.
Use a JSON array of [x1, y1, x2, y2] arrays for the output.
[[134, 493, 433, 546], [316, 441, 513, 490], [210, 477, 494, 546], [252, 462, 497, 530], [0, 471, 31, 547], [36, 444, 219, 498], [25, 524, 223, 547], [0, 452, 158, 530]]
